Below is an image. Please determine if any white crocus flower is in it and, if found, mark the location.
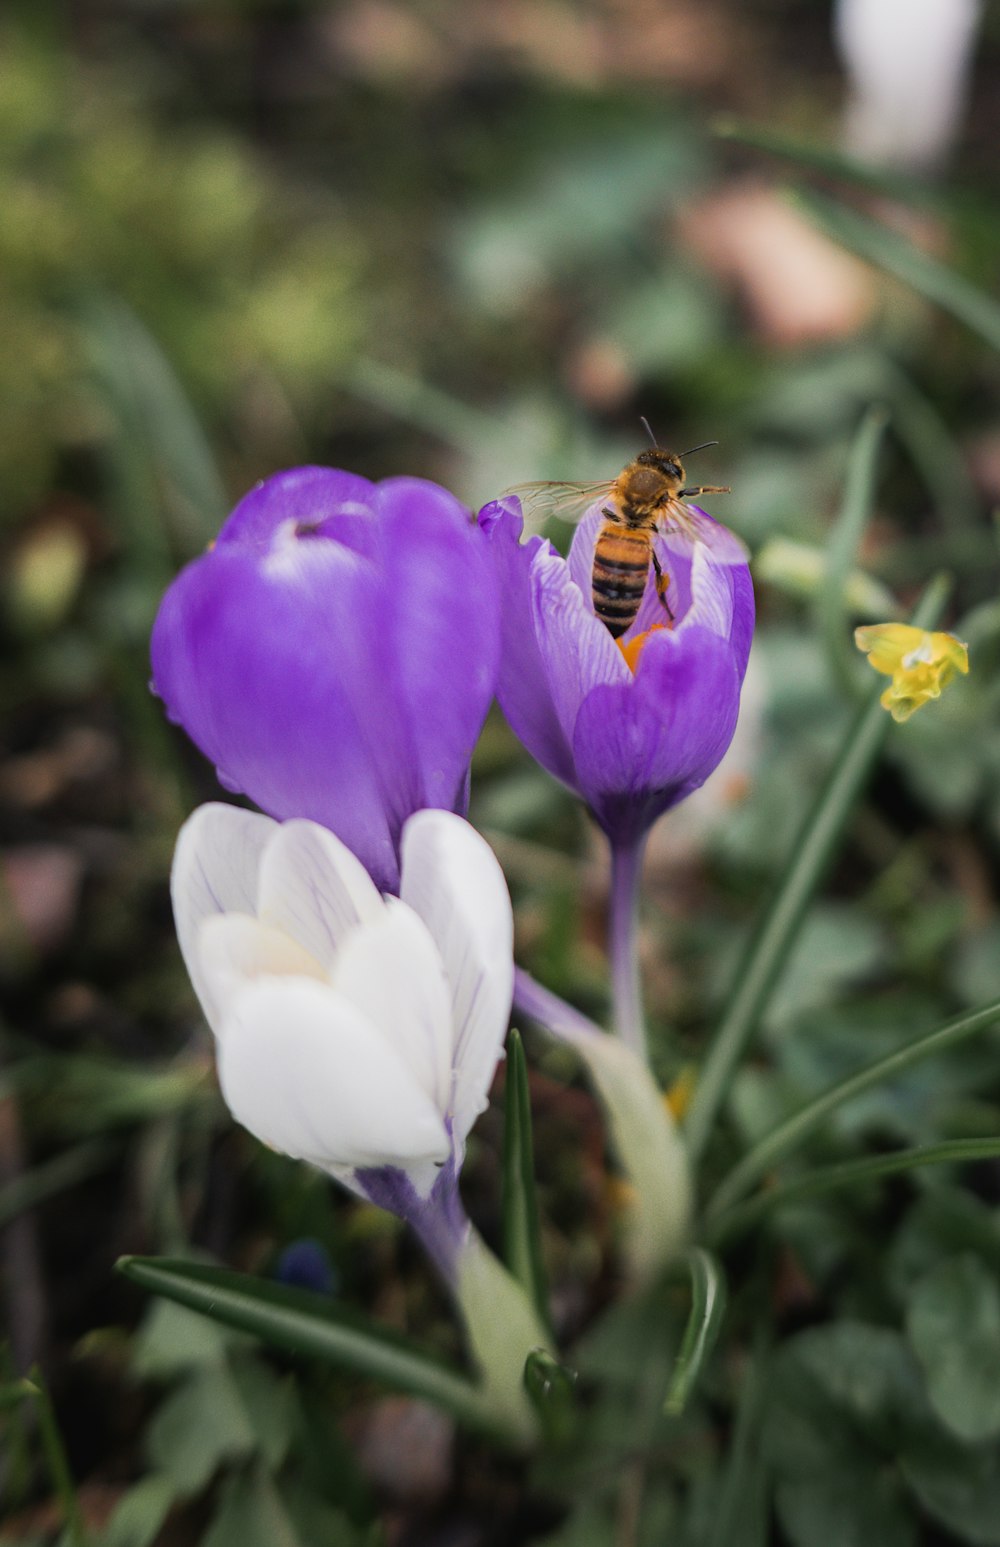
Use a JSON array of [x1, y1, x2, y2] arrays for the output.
[[835, 0, 983, 171], [171, 802, 514, 1274], [171, 802, 548, 1438]]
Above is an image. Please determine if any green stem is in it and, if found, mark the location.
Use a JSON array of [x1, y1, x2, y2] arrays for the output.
[[706, 997, 1000, 1220], [683, 574, 951, 1166], [608, 833, 649, 1061]]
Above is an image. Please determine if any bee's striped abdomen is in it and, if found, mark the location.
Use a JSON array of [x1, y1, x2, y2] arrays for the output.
[[591, 522, 651, 639]]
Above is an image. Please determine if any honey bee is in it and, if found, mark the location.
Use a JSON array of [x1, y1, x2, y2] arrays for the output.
[[505, 427, 746, 640]]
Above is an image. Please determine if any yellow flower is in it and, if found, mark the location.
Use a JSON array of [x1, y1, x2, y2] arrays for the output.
[[854, 622, 969, 722]]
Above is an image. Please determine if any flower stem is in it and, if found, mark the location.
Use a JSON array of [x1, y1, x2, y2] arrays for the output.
[[608, 834, 649, 1061]]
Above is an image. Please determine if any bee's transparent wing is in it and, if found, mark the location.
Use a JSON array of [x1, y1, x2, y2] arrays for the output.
[[660, 502, 749, 566], [502, 479, 616, 530]]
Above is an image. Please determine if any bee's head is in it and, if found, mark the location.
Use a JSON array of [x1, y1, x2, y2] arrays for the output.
[[636, 448, 684, 485]]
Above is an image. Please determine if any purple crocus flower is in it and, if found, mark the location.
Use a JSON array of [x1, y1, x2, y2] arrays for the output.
[[152, 468, 500, 893], [481, 496, 754, 1055], [481, 498, 754, 839]]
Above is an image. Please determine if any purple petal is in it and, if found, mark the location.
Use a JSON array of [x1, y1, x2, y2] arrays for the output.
[[483, 503, 578, 787], [153, 470, 500, 891], [571, 624, 742, 842]]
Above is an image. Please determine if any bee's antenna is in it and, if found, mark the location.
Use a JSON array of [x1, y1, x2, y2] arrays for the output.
[[639, 415, 657, 446], [679, 440, 718, 458]]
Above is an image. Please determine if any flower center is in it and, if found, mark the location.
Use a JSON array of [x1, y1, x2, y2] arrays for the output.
[[617, 623, 669, 674]]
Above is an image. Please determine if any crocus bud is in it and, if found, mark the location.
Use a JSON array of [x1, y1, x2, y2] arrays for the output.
[[171, 803, 513, 1280], [152, 468, 500, 893], [480, 499, 754, 848]]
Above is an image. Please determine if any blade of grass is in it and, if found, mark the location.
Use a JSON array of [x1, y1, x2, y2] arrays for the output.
[[817, 406, 889, 696], [81, 292, 229, 555], [707, 1138, 1000, 1249], [684, 573, 951, 1165], [663, 1248, 727, 1417], [116, 1255, 516, 1444], [793, 189, 1000, 355], [707, 1329, 769, 1547], [706, 996, 1000, 1220], [20, 1370, 88, 1546], [0, 1139, 113, 1231], [712, 118, 937, 206], [502, 1030, 550, 1335]]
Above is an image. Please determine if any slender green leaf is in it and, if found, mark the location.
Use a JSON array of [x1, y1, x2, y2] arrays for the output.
[[81, 291, 229, 556], [684, 574, 951, 1163], [708, 1331, 769, 1547], [712, 118, 936, 205], [0, 1138, 112, 1230], [502, 1029, 550, 1333], [817, 406, 889, 695], [25, 1368, 88, 1546], [707, 996, 1000, 1219], [664, 1248, 727, 1417], [708, 1139, 1000, 1249], [793, 189, 1000, 354], [116, 1256, 513, 1443]]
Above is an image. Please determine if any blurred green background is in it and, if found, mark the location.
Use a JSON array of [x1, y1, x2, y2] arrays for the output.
[[4, 1, 1000, 1543]]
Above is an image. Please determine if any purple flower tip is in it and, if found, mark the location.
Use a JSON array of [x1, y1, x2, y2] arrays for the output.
[[152, 468, 501, 892], [481, 496, 755, 845]]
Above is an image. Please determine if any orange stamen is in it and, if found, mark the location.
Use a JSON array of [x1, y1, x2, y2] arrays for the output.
[[617, 623, 668, 674]]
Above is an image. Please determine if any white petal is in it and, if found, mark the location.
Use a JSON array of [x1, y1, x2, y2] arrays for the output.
[[676, 542, 733, 641], [399, 812, 513, 1145], [216, 977, 450, 1171], [171, 803, 277, 1028], [329, 897, 453, 1114], [257, 819, 384, 971], [198, 914, 327, 1033]]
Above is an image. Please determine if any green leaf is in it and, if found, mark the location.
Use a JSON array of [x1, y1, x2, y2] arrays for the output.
[[131, 1294, 236, 1380], [707, 1335, 769, 1547], [502, 1029, 550, 1333], [117, 1255, 512, 1442], [707, 996, 1000, 1219], [901, 1434, 1000, 1547], [203, 1467, 305, 1547], [793, 189, 1000, 355], [146, 1364, 259, 1494], [663, 1249, 727, 1417], [103, 1475, 178, 1547], [712, 118, 937, 205], [907, 1255, 1000, 1442], [81, 291, 229, 558], [685, 574, 951, 1163], [0, 1138, 112, 1231], [709, 1138, 1000, 1249], [888, 1188, 1000, 1302], [764, 1324, 924, 1547], [817, 406, 889, 697]]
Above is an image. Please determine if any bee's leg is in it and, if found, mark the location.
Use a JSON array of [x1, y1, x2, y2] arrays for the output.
[[651, 549, 674, 624], [679, 484, 731, 498]]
